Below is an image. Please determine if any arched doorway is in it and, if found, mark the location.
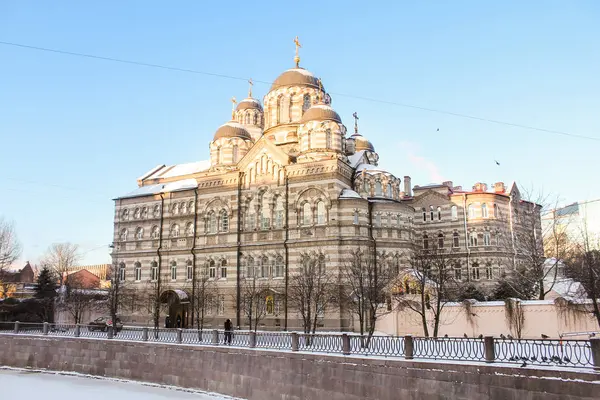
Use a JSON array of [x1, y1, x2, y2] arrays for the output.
[[159, 289, 190, 328]]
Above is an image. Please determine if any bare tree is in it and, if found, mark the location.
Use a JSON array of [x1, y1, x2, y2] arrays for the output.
[[288, 251, 337, 335], [504, 298, 526, 338], [58, 273, 101, 324], [341, 248, 395, 341], [0, 218, 22, 298], [239, 273, 275, 332], [192, 267, 218, 338], [395, 242, 461, 338], [42, 243, 80, 286]]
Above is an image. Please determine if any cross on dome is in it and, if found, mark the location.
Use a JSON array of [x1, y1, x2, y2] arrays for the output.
[[294, 36, 302, 68]]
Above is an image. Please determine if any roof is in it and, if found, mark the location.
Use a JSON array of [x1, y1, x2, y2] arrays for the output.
[[140, 160, 210, 182], [236, 97, 263, 111], [350, 133, 375, 152], [347, 150, 367, 168], [300, 104, 341, 124], [339, 189, 363, 199], [355, 163, 396, 177], [270, 68, 322, 91], [214, 121, 252, 140], [116, 178, 198, 200]]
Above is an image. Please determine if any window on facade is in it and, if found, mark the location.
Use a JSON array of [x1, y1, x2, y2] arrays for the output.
[[260, 204, 270, 230], [453, 232, 460, 247], [141, 207, 148, 218], [122, 209, 129, 220], [119, 262, 126, 282], [187, 261, 193, 281], [134, 262, 142, 281], [209, 260, 216, 279], [134, 208, 141, 219], [353, 210, 359, 225], [451, 205, 458, 220], [302, 94, 311, 115], [483, 231, 491, 246], [307, 129, 313, 149], [302, 203, 312, 226], [317, 201, 326, 225], [153, 205, 160, 218], [217, 295, 225, 315], [482, 203, 488, 218], [363, 180, 369, 195], [276, 95, 283, 123], [375, 213, 381, 227], [207, 212, 216, 234], [454, 264, 462, 281], [185, 222, 193, 236], [325, 129, 332, 149], [221, 259, 227, 279], [468, 204, 476, 219], [423, 234, 429, 249], [246, 257, 255, 278], [493, 204, 499, 218], [150, 261, 158, 281], [436, 206, 442, 221], [232, 145, 239, 163], [172, 203, 179, 215], [181, 202, 187, 215], [120, 228, 128, 241], [170, 224, 180, 238], [274, 256, 284, 278], [470, 231, 478, 247], [387, 183, 392, 198], [170, 262, 177, 281], [422, 207, 427, 222], [485, 265, 493, 280], [471, 263, 480, 280], [151, 226, 159, 239], [220, 210, 229, 232], [438, 233, 444, 249], [275, 198, 284, 229], [430, 205, 435, 221], [496, 232, 501, 246], [253, 114, 258, 125], [397, 214, 402, 227], [135, 227, 143, 240], [261, 256, 269, 278], [375, 181, 382, 196]]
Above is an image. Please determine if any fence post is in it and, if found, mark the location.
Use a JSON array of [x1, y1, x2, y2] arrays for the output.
[[342, 334, 351, 355], [291, 332, 299, 351], [43, 322, 49, 335], [177, 328, 183, 344], [591, 338, 600, 370], [249, 331, 256, 348], [13, 321, 19, 334], [107, 326, 114, 339], [404, 335, 414, 360], [484, 336, 495, 363], [75, 324, 81, 338], [142, 327, 149, 342], [212, 329, 219, 345]]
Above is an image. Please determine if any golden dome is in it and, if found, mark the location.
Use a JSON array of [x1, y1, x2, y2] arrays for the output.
[[236, 98, 263, 111], [351, 133, 375, 152], [213, 121, 252, 141], [270, 68, 322, 91], [301, 104, 341, 124]]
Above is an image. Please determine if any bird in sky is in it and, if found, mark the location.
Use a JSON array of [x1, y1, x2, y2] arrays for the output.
[[495, 160, 500, 166], [436, 128, 440, 132]]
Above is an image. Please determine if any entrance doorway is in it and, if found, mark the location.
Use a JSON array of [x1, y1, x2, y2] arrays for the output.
[[159, 289, 190, 328]]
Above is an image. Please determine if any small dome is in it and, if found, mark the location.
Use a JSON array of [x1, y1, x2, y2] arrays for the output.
[[236, 98, 263, 111], [301, 104, 342, 124], [351, 133, 375, 152], [270, 68, 322, 91], [213, 121, 252, 141]]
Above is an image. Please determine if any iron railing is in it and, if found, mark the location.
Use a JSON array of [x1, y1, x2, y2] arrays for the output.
[[1, 322, 599, 369]]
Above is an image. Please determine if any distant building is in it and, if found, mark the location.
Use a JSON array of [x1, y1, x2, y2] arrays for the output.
[[0, 262, 37, 299], [66, 264, 109, 280], [542, 199, 600, 245], [65, 269, 101, 289]]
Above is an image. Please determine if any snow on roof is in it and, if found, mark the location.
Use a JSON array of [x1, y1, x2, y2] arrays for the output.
[[347, 151, 366, 168], [355, 163, 396, 176], [142, 160, 210, 181], [240, 97, 260, 104], [286, 68, 315, 77], [339, 189, 363, 199], [116, 178, 198, 200]]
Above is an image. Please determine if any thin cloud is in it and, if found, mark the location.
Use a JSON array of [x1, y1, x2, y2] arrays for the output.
[[398, 141, 445, 183]]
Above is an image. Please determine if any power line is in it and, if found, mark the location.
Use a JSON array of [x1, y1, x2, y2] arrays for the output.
[[1, 40, 599, 142]]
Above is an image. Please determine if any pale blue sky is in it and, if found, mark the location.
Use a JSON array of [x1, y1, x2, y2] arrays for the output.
[[1, 1, 599, 266]]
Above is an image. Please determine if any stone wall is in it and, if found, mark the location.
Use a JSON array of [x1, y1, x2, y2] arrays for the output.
[[1, 335, 599, 400]]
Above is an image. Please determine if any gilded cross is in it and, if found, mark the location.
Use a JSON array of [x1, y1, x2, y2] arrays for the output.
[[231, 96, 237, 118], [353, 112, 359, 134], [294, 36, 302, 67], [248, 78, 253, 98]]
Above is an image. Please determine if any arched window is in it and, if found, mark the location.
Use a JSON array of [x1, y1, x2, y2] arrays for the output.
[[153, 205, 160, 218], [151, 226, 160, 239], [353, 210, 359, 225], [303, 203, 312, 226], [246, 257, 255, 278], [375, 181, 382, 196], [119, 262, 126, 282], [209, 260, 216, 279], [307, 129, 313, 149], [364, 180, 370, 195], [274, 255, 284, 278], [170, 224, 180, 238], [188, 201, 194, 214], [302, 94, 311, 115], [150, 261, 158, 281], [260, 200, 270, 230], [493, 204, 499, 218], [469, 231, 478, 247], [253, 113, 258, 125], [232, 145, 239, 163], [422, 207, 426, 222], [453, 231, 460, 247], [317, 254, 326, 275], [277, 95, 284, 123], [288, 96, 293, 122], [207, 212, 216, 234], [121, 209, 129, 221], [134, 262, 142, 281], [485, 264, 493, 280], [387, 183, 392, 198], [220, 210, 229, 232], [120, 228, 128, 242], [141, 207, 148, 218], [170, 261, 177, 281], [481, 203, 488, 218], [423, 233, 429, 249], [438, 233, 444, 249], [216, 147, 222, 164], [471, 262, 480, 280], [185, 222, 194, 236], [317, 201, 326, 224], [437, 206, 442, 221], [181, 202, 187, 214], [135, 227, 144, 240], [454, 264, 462, 281], [483, 231, 491, 246], [451, 205, 458, 220], [220, 259, 227, 279], [187, 260, 193, 280], [261, 256, 269, 278], [172, 203, 179, 215], [468, 204, 476, 219], [496, 232, 501, 246], [430, 205, 434, 221], [134, 208, 141, 219], [275, 197, 284, 229], [325, 128, 332, 149]]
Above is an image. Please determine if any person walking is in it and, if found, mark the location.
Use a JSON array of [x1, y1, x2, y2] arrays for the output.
[[165, 315, 170, 328], [224, 319, 233, 345], [176, 315, 182, 328]]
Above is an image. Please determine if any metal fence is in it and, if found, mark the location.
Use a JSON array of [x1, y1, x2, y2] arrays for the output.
[[2, 321, 599, 369]]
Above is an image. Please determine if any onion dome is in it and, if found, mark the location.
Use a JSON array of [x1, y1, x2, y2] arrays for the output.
[[213, 121, 252, 141], [236, 97, 263, 111], [301, 104, 342, 124], [270, 68, 322, 91], [351, 133, 375, 152]]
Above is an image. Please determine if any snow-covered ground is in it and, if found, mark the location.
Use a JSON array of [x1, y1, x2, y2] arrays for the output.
[[0, 368, 243, 400]]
